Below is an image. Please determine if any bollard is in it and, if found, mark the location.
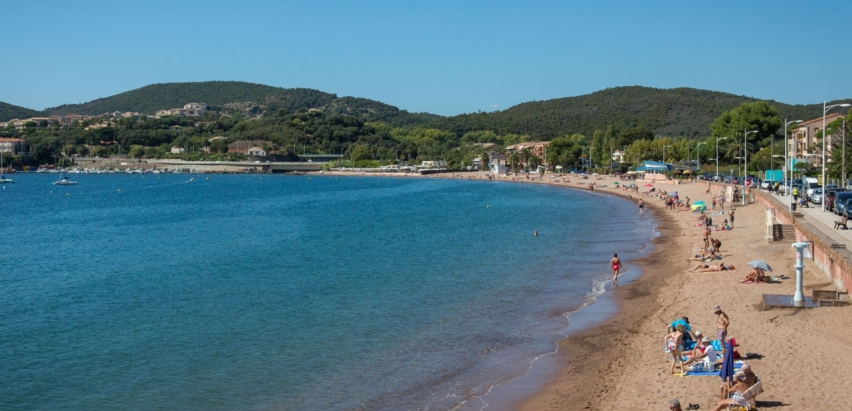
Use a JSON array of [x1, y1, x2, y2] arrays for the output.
[[792, 242, 809, 307]]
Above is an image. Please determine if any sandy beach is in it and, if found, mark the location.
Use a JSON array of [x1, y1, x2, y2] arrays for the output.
[[503, 176, 852, 410]]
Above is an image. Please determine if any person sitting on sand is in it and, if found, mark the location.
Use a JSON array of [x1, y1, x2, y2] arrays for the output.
[[712, 373, 750, 411], [718, 363, 757, 401], [683, 335, 718, 369], [741, 268, 767, 283], [669, 398, 683, 411], [665, 324, 686, 375], [690, 263, 735, 272]]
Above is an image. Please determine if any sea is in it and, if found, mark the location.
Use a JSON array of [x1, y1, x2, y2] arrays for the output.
[[0, 173, 657, 411]]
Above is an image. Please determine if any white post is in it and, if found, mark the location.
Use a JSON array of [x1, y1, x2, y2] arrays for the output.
[[792, 242, 809, 307]]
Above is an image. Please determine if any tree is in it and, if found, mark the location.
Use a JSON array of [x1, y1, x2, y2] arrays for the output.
[[710, 101, 782, 161]]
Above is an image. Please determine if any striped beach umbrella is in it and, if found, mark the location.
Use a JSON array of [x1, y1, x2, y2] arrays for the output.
[[748, 260, 773, 272]]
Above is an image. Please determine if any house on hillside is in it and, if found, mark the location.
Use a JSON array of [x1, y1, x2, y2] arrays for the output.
[[247, 146, 267, 157], [228, 140, 270, 154], [0, 138, 26, 153], [171, 146, 185, 154]]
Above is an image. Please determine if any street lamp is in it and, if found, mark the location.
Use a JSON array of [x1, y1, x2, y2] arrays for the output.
[[822, 102, 851, 211], [715, 137, 728, 181], [696, 142, 707, 170], [783, 119, 803, 199], [743, 130, 758, 205], [663, 145, 672, 179]]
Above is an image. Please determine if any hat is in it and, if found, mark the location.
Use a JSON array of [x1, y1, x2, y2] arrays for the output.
[[702, 336, 712, 343], [712, 305, 721, 312]]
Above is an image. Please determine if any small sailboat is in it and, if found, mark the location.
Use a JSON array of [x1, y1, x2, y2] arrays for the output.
[[0, 150, 13, 183], [53, 152, 78, 186]]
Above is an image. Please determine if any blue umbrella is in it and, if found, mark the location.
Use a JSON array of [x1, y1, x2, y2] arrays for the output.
[[718, 339, 735, 382]]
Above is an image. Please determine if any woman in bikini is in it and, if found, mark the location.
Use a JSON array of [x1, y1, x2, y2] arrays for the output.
[[665, 324, 686, 375], [691, 263, 735, 273]]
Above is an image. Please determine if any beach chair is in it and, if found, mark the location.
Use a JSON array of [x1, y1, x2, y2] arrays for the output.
[[729, 379, 763, 411], [834, 216, 848, 230]]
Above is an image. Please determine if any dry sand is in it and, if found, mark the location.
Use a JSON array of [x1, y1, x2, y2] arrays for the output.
[[512, 177, 852, 411]]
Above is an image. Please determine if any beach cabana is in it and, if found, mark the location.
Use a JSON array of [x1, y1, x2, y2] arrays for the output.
[[635, 161, 671, 173]]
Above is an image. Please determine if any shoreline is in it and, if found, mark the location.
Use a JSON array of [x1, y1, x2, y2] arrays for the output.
[[321, 169, 675, 409], [321, 169, 852, 410]]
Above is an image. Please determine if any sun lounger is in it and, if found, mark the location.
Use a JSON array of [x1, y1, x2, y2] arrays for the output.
[[728, 379, 764, 410]]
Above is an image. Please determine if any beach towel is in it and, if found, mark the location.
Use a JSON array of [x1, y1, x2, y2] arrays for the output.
[[683, 361, 744, 377]]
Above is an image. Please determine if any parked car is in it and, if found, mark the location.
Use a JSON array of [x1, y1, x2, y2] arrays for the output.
[[843, 198, 852, 218], [805, 182, 820, 197], [811, 188, 824, 204], [825, 188, 848, 212], [834, 192, 852, 215]]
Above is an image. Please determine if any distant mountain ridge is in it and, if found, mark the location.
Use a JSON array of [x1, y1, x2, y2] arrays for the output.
[[1, 82, 844, 137], [426, 86, 835, 138]]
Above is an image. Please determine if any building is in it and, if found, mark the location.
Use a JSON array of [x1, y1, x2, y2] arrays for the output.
[[170, 146, 186, 154], [247, 146, 267, 157], [789, 113, 845, 167], [612, 150, 626, 162], [156, 102, 207, 118], [506, 141, 550, 167], [228, 140, 270, 154], [0, 138, 26, 153]]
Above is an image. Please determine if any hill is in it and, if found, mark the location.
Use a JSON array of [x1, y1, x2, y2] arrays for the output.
[[429, 86, 834, 138], [38, 81, 439, 126], [4, 83, 842, 137], [0, 102, 40, 122]]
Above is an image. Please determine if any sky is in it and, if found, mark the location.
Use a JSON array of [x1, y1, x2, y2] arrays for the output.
[[2, 0, 851, 116]]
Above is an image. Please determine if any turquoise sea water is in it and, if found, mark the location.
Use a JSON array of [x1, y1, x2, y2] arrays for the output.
[[0, 173, 656, 411]]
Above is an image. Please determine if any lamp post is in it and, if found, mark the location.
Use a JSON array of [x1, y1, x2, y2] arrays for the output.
[[696, 142, 706, 169], [715, 136, 728, 181], [783, 119, 803, 204], [663, 145, 672, 179], [743, 130, 758, 205], [822, 102, 851, 211]]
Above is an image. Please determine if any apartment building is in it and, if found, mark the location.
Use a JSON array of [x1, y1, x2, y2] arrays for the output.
[[789, 113, 845, 167]]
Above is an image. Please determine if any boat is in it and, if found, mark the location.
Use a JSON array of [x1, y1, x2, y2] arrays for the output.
[[0, 151, 13, 183], [52, 152, 78, 186]]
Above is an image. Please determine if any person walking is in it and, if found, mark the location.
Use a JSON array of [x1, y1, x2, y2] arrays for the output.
[[611, 253, 622, 285], [638, 199, 645, 215]]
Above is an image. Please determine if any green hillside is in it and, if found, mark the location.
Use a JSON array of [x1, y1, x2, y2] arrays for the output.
[[0, 102, 40, 122], [37, 81, 439, 127], [4, 82, 841, 137], [428, 86, 832, 138]]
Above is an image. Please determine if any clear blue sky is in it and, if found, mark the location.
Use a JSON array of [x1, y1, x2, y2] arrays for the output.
[[3, 0, 850, 116]]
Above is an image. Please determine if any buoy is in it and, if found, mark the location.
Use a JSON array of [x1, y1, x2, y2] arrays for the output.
[[118, 188, 122, 193], [534, 230, 538, 236], [66, 193, 70, 196], [486, 205, 490, 208]]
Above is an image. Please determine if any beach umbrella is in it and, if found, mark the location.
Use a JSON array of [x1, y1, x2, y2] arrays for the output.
[[691, 204, 706, 211], [718, 339, 735, 382], [613, 181, 619, 185], [693, 201, 706, 205], [748, 260, 773, 272]]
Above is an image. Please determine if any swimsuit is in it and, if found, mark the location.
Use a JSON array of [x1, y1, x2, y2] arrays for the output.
[[612, 263, 620, 271]]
